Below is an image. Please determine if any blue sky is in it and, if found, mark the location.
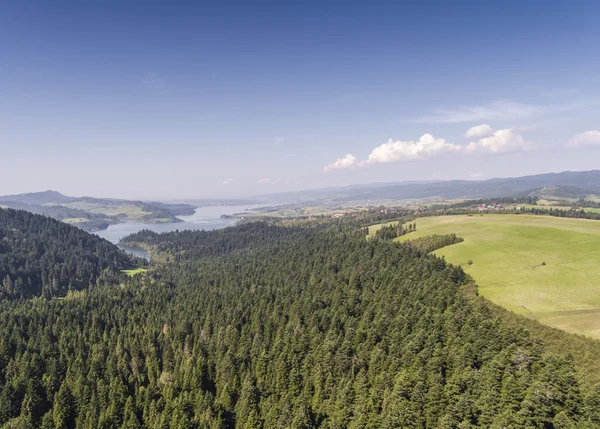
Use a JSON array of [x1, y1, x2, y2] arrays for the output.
[[1, 1, 599, 199]]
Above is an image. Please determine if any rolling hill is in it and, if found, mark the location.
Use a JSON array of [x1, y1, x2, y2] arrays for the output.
[[0, 207, 143, 299], [0, 191, 197, 232]]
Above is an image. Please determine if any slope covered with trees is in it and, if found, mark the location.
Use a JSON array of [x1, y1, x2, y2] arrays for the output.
[[1, 220, 599, 427], [404, 233, 464, 253], [0, 208, 140, 300]]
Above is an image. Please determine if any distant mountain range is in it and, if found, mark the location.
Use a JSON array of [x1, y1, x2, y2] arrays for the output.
[[0, 191, 197, 232], [4, 170, 600, 230], [256, 170, 600, 204]]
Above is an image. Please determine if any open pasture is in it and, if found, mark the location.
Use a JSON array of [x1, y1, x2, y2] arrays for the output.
[[395, 214, 600, 338], [121, 267, 148, 276]]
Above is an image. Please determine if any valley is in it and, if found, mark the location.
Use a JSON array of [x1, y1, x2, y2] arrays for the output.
[[4, 2, 600, 425]]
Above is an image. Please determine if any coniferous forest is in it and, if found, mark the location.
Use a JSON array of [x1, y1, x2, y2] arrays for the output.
[[1, 211, 600, 428], [0, 208, 141, 300]]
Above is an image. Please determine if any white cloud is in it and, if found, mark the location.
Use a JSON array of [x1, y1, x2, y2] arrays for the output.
[[257, 178, 271, 184], [416, 100, 541, 123], [466, 128, 529, 154], [465, 124, 494, 139], [221, 178, 233, 185], [324, 127, 533, 172], [567, 130, 600, 147], [470, 172, 483, 179], [366, 134, 461, 164], [324, 154, 357, 171]]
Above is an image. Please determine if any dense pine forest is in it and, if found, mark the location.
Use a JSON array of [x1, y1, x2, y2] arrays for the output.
[[0, 208, 141, 300], [403, 234, 465, 253], [1, 215, 600, 427]]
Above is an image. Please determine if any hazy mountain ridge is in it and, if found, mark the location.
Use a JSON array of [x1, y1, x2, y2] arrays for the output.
[[4, 171, 599, 230], [257, 170, 600, 203], [0, 190, 78, 205], [0, 191, 197, 232]]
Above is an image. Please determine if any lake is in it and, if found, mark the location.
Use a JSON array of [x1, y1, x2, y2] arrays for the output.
[[94, 204, 264, 259]]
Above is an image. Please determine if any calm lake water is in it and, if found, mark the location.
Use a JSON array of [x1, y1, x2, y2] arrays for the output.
[[94, 204, 264, 259]]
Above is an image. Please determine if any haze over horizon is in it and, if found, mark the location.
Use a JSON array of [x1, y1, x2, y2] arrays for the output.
[[3, 168, 600, 203], [2, 1, 600, 200]]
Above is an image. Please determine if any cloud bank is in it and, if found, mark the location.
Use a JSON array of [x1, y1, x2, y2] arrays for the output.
[[465, 124, 494, 138], [323, 154, 357, 171], [324, 126, 531, 171], [366, 134, 461, 164], [568, 130, 600, 147], [466, 128, 529, 154]]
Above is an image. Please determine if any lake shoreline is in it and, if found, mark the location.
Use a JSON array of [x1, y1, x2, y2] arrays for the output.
[[94, 204, 265, 257]]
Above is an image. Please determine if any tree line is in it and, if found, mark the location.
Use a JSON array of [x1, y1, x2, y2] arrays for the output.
[[404, 233, 464, 253]]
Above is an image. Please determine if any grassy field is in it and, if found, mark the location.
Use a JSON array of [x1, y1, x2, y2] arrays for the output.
[[89, 206, 146, 217], [518, 202, 600, 214], [582, 206, 600, 213], [121, 268, 148, 276], [63, 202, 148, 218], [394, 214, 600, 339], [62, 217, 87, 224]]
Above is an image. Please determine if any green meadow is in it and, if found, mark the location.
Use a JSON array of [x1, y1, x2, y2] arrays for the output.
[[63, 201, 148, 219], [394, 214, 600, 339], [518, 203, 600, 214], [121, 267, 148, 276], [62, 217, 87, 224]]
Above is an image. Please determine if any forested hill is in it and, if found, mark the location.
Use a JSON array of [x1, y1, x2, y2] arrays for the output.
[[120, 222, 308, 260], [0, 208, 139, 300], [1, 221, 599, 428]]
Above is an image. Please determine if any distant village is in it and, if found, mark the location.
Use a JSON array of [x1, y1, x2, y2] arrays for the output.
[[474, 203, 505, 211]]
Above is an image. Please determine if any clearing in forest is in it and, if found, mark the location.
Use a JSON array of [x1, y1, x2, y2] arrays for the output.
[[121, 267, 148, 276]]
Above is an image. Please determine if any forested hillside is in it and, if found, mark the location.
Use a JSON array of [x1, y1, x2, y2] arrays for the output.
[[0, 208, 140, 300], [1, 220, 599, 428], [119, 222, 307, 260]]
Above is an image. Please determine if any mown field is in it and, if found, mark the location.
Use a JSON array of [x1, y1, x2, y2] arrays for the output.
[[392, 214, 600, 339]]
